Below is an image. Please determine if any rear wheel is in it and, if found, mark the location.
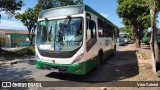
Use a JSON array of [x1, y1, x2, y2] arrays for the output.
[[113, 45, 116, 56], [97, 50, 103, 66]]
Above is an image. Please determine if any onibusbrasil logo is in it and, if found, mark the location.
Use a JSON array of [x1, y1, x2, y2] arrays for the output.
[[2, 82, 42, 88]]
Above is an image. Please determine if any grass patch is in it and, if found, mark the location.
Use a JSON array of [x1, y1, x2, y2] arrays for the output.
[[0, 46, 35, 59]]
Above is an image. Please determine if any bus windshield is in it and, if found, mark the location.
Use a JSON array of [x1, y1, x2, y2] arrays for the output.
[[36, 17, 83, 51]]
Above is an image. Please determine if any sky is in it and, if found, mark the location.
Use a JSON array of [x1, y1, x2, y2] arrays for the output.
[[0, 0, 38, 30], [0, 0, 160, 30]]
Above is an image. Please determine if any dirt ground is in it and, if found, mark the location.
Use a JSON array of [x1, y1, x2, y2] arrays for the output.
[[122, 43, 159, 81], [85, 43, 160, 90]]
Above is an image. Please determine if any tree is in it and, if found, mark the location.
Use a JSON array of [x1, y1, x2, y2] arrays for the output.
[[117, 0, 160, 72], [117, 0, 150, 48], [15, 5, 40, 45], [15, 0, 80, 45], [146, 0, 160, 72], [0, 0, 23, 48], [137, 10, 151, 46], [37, 0, 81, 10], [0, 0, 23, 17]]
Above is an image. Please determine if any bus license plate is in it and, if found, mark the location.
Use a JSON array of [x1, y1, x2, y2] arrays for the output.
[[51, 68, 59, 72]]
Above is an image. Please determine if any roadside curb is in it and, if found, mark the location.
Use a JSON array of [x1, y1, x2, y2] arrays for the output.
[[0, 57, 35, 66]]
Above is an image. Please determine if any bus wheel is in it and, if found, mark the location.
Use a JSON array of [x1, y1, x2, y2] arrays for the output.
[[113, 45, 116, 56], [97, 50, 103, 66]]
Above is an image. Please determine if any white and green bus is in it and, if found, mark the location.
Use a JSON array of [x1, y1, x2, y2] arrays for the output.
[[36, 4, 119, 75]]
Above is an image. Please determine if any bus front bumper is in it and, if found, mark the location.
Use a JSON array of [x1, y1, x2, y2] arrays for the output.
[[36, 60, 86, 75]]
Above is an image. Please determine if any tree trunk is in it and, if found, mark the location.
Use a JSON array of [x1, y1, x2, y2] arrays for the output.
[[153, 26, 160, 70], [28, 34, 34, 46], [150, 24, 160, 72], [150, 37, 156, 73], [30, 39, 33, 46], [154, 39, 160, 70], [132, 25, 136, 43], [137, 29, 141, 48], [133, 24, 140, 48], [138, 26, 144, 48], [153, 25, 160, 63], [149, 1, 160, 72]]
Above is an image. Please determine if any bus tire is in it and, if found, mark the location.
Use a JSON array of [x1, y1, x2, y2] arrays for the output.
[[97, 50, 103, 66], [113, 45, 116, 56]]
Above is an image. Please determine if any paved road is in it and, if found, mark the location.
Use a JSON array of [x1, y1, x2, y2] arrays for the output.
[[0, 45, 126, 81], [0, 44, 137, 89]]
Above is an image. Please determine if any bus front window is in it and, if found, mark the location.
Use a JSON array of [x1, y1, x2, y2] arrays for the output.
[[36, 17, 83, 51]]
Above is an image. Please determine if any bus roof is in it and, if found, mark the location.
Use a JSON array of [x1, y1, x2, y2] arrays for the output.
[[39, 4, 118, 28]]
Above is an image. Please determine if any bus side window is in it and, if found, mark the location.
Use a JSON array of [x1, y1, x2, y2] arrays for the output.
[[87, 20, 91, 42], [89, 20, 96, 38], [86, 20, 96, 40], [98, 18, 104, 37], [86, 20, 97, 51]]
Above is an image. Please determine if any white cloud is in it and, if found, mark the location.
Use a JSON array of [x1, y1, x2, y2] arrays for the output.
[[0, 19, 27, 30], [0, 11, 27, 30], [100, 13, 109, 18]]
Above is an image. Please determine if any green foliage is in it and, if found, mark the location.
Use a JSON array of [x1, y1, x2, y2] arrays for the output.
[[147, 0, 160, 26], [37, 0, 56, 10], [0, 46, 35, 58], [15, 0, 81, 45], [146, 0, 160, 14], [117, 0, 151, 46], [119, 26, 131, 33], [37, 0, 80, 10], [0, 0, 23, 16], [117, 0, 150, 26], [15, 5, 41, 45], [15, 7, 39, 29]]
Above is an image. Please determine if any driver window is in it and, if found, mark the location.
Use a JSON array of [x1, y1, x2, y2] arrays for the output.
[[87, 20, 91, 41], [86, 19, 97, 51], [86, 20, 96, 41]]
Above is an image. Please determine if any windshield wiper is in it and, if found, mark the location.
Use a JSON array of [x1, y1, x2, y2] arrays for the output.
[[63, 16, 71, 27], [58, 16, 71, 42], [48, 25, 52, 42]]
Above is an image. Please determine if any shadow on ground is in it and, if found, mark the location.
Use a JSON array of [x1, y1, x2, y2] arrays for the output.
[[27, 60, 36, 65], [45, 50, 139, 83], [0, 65, 35, 90]]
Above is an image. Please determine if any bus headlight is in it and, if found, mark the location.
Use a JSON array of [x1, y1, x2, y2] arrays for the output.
[[72, 53, 84, 64]]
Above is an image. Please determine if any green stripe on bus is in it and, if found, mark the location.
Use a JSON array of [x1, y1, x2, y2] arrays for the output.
[[36, 49, 114, 75], [36, 57, 97, 75]]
